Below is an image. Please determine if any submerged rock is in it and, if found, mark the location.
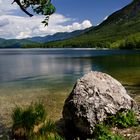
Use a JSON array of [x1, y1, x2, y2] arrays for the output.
[[63, 71, 138, 139]]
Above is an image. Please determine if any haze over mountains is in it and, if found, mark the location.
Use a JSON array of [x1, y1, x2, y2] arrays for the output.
[[0, 0, 140, 48]]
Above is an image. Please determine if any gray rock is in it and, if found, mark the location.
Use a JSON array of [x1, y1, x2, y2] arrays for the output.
[[63, 71, 138, 139]]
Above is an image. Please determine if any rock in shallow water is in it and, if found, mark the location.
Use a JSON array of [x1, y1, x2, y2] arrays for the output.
[[62, 71, 138, 139]]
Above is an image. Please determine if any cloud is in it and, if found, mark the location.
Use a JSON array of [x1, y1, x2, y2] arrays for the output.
[[0, 0, 18, 15], [0, 18, 9, 27], [0, 0, 92, 39], [0, 14, 92, 39]]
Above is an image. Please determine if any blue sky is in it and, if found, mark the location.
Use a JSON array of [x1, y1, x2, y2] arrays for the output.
[[0, 0, 132, 39], [53, 0, 132, 25]]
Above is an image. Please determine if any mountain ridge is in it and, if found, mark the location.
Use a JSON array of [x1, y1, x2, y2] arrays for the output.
[[0, 28, 89, 48], [26, 28, 91, 43], [0, 0, 140, 49], [44, 0, 140, 49]]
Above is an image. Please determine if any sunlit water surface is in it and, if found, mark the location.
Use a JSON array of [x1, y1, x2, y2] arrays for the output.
[[0, 49, 140, 95], [0, 48, 140, 124]]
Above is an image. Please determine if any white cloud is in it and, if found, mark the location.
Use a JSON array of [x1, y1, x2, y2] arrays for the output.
[[82, 20, 92, 28], [0, 0, 18, 15], [0, 14, 92, 39], [0, 18, 9, 27], [0, 0, 92, 39]]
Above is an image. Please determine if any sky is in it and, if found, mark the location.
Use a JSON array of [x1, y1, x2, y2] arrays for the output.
[[0, 0, 132, 39]]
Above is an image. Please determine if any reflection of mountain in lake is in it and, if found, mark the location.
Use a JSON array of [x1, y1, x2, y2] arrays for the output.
[[0, 49, 139, 88]]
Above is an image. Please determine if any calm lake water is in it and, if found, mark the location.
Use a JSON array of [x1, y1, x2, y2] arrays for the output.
[[0, 48, 140, 95], [0, 48, 140, 124]]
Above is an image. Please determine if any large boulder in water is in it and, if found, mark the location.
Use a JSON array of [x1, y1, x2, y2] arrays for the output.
[[62, 71, 138, 139]]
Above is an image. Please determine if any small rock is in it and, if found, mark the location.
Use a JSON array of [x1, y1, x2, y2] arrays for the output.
[[126, 134, 131, 137]]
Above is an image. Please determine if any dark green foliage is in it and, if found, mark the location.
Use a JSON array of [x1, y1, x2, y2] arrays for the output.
[[39, 120, 56, 135], [11, 103, 65, 140], [25, 0, 140, 49], [11, 103, 138, 140], [12, 106, 23, 127], [12, 103, 46, 128], [93, 124, 125, 140], [12, 103, 46, 137], [14, 0, 55, 26], [0, 38, 33, 48], [92, 109, 138, 140], [105, 110, 138, 128], [119, 37, 140, 49]]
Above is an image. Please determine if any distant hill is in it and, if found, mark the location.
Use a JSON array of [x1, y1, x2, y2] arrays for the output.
[[45, 0, 140, 49], [0, 38, 33, 48], [27, 29, 89, 43], [0, 29, 88, 48], [0, 38, 19, 48]]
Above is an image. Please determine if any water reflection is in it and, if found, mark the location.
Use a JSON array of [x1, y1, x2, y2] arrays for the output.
[[0, 49, 139, 88], [0, 55, 94, 82]]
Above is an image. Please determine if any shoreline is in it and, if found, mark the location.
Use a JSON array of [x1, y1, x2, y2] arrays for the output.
[[0, 84, 140, 125], [0, 85, 140, 139]]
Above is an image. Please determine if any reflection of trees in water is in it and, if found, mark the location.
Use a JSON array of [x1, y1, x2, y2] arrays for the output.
[[90, 54, 140, 84], [0, 50, 139, 88]]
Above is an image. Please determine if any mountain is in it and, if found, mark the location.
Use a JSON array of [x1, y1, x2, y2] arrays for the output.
[[0, 38, 18, 48], [1, 0, 140, 49], [0, 38, 5, 41], [0, 38, 33, 48], [0, 28, 88, 48], [45, 0, 140, 49], [27, 29, 89, 43]]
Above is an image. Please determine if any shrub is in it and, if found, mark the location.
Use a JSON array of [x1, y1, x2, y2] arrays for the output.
[[11, 103, 64, 140], [39, 120, 56, 135], [105, 110, 138, 128], [11, 104, 138, 140], [92, 109, 138, 140], [12, 103, 46, 138], [93, 124, 125, 140]]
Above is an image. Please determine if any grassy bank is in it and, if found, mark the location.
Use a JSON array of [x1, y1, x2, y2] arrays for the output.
[[0, 83, 140, 139], [0, 88, 69, 126], [0, 84, 140, 122]]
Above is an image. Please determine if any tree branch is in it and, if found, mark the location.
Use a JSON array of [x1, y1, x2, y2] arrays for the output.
[[12, 0, 33, 17]]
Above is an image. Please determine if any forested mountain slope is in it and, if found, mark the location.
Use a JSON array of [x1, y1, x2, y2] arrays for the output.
[[45, 0, 140, 49]]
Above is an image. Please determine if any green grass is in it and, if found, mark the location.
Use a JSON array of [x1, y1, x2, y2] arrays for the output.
[[105, 110, 139, 128], [11, 102, 139, 140], [92, 110, 138, 140], [93, 124, 125, 140], [12, 103, 46, 130], [11, 103, 65, 140], [12, 103, 47, 139]]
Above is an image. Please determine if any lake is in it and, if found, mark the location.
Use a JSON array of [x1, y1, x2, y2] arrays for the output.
[[0, 49, 140, 124]]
